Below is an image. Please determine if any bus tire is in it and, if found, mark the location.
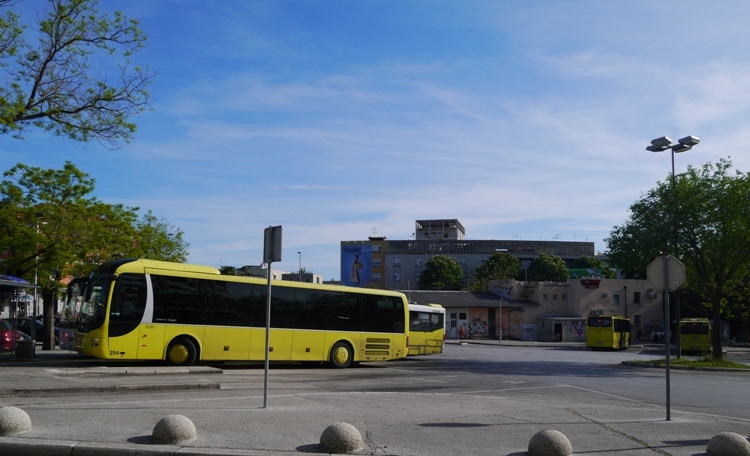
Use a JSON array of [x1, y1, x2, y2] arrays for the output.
[[328, 341, 353, 368], [167, 337, 198, 366]]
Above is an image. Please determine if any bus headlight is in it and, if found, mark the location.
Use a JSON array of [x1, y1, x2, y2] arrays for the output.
[[90, 337, 100, 347]]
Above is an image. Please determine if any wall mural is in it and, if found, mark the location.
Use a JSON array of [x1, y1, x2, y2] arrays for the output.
[[468, 310, 487, 337]]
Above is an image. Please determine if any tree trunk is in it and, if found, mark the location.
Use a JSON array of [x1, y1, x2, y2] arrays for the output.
[[42, 289, 56, 350]]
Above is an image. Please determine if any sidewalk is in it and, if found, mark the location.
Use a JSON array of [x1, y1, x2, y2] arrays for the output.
[[1, 347, 749, 455]]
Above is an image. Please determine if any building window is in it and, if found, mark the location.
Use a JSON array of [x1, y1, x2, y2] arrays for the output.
[[371, 258, 382, 268], [393, 272, 401, 282], [543, 294, 548, 301], [553, 294, 558, 301], [634, 291, 641, 304], [634, 314, 641, 328], [393, 257, 400, 266], [415, 258, 422, 267], [372, 245, 381, 253], [562, 294, 567, 301], [613, 293, 620, 305]]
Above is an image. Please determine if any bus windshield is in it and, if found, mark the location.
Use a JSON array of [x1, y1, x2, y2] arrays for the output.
[[77, 275, 110, 333], [60, 277, 88, 328], [587, 317, 612, 328]]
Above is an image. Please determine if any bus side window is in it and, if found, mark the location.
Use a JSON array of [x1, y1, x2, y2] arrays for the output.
[[111, 275, 147, 322], [108, 274, 147, 337]]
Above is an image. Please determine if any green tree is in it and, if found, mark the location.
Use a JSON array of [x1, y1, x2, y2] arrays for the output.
[[466, 252, 521, 291], [0, 162, 187, 349], [418, 255, 464, 290], [606, 159, 750, 359], [570, 255, 615, 279], [132, 211, 188, 262], [526, 253, 568, 282], [0, 0, 154, 148]]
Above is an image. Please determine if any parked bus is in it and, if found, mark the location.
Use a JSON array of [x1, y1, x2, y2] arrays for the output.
[[586, 315, 631, 350], [72, 258, 409, 368], [407, 303, 445, 356], [680, 318, 711, 355]]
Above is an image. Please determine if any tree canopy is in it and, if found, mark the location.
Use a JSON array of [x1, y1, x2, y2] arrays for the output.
[[418, 255, 464, 290], [466, 251, 521, 291], [570, 255, 615, 279], [0, 0, 154, 148], [606, 158, 750, 359], [526, 253, 568, 282], [0, 161, 188, 348]]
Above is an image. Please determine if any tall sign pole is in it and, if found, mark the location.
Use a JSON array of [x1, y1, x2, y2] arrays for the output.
[[663, 255, 671, 421], [647, 255, 685, 421], [262, 225, 282, 409]]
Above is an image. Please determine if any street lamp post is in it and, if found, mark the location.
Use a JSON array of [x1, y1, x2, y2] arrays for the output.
[[297, 251, 302, 282], [646, 135, 700, 176], [646, 135, 699, 347], [646, 134, 699, 420]]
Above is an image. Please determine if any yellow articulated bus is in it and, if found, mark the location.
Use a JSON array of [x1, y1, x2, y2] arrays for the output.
[[586, 315, 631, 350], [407, 303, 445, 356], [680, 318, 711, 355], [71, 258, 408, 368]]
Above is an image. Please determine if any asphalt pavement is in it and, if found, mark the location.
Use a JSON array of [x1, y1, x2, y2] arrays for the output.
[[0, 341, 749, 456]]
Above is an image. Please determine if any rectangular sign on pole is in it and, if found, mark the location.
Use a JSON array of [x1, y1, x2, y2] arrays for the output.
[[262, 225, 281, 409], [263, 225, 282, 263]]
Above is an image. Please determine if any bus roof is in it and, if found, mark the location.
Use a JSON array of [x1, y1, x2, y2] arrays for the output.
[[95, 258, 409, 300], [409, 303, 446, 313]]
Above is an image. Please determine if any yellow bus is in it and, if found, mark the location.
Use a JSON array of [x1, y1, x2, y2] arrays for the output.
[[586, 315, 631, 350], [407, 303, 445, 356], [72, 258, 408, 368], [680, 318, 711, 355]]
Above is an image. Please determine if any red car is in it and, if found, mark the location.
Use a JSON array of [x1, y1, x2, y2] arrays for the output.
[[0, 319, 31, 353]]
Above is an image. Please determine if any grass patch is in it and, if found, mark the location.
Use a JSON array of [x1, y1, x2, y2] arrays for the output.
[[632, 356, 750, 370]]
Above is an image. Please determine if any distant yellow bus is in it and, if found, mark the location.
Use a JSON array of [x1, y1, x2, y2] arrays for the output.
[[586, 315, 631, 350], [407, 303, 445, 356], [680, 318, 711, 354], [72, 258, 408, 368]]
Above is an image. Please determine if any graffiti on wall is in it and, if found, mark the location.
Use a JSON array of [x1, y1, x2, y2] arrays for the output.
[[468, 315, 487, 336], [522, 324, 537, 341], [568, 320, 585, 339], [509, 312, 525, 339]]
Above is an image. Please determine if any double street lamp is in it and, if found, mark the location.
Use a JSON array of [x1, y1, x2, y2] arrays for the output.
[[646, 135, 701, 324], [646, 134, 700, 378], [646, 135, 700, 176]]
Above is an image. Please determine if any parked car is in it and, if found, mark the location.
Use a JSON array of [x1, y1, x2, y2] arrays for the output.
[[3, 317, 59, 345], [0, 319, 31, 353]]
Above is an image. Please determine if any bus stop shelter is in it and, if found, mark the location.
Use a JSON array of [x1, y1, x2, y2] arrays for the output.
[[0, 274, 39, 359]]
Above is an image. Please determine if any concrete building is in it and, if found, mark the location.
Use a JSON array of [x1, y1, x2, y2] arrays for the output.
[[237, 265, 324, 284], [405, 277, 664, 343], [340, 218, 663, 343], [340, 218, 595, 290]]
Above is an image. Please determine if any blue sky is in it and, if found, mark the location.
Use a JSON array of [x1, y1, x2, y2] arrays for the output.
[[4, 1, 750, 281]]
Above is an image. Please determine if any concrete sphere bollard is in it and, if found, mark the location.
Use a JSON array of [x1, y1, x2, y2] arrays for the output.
[[706, 431, 750, 455], [0, 406, 32, 436], [319, 422, 363, 454], [152, 414, 197, 444], [528, 429, 573, 456]]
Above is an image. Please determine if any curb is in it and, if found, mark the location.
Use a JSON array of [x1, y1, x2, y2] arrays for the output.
[[620, 361, 750, 372], [0, 382, 221, 397]]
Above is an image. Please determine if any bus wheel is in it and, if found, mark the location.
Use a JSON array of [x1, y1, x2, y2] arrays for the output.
[[328, 342, 353, 368], [167, 337, 197, 366]]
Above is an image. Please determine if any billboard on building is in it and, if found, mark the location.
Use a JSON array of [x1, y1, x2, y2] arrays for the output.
[[341, 244, 371, 287]]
